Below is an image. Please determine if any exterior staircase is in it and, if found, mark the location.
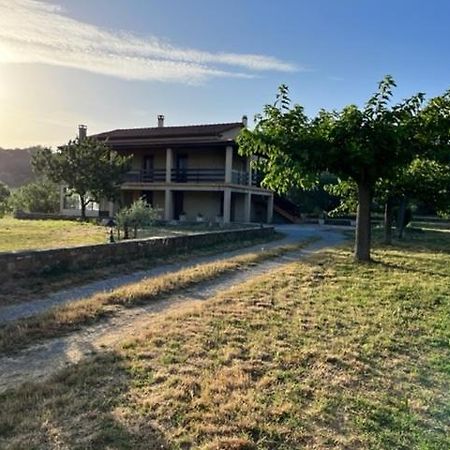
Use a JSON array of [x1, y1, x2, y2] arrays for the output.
[[273, 195, 302, 223]]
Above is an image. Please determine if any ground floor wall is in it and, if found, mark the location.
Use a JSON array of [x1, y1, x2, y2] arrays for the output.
[[60, 186, 274, 224]]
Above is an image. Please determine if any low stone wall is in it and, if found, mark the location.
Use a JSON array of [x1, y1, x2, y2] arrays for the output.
[[0, 226, 274, 281]]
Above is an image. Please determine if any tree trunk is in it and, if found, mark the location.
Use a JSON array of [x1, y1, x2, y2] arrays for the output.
[[397, 197, 407, 239], [384, 197, 394, 245], [355, 181, 372, 262], [80, 195, 87, 221]]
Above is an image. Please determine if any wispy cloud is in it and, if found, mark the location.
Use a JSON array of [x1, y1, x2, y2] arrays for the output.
[[0, 0, 298, 83]]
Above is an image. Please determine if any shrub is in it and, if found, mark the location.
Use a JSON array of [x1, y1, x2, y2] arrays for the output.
[[116, 198, 160, 239], [9, 178, 59, 213]]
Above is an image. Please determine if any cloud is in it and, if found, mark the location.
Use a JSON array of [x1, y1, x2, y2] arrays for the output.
[[0, 0, 298, 83]]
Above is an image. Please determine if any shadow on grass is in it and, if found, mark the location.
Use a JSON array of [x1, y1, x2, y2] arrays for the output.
[[0, 348, 171, 449]]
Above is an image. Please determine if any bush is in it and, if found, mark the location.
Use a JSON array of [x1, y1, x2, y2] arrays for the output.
[[116, 198, 160, 239], [9, 178, 59, 213], [0, 181, 11, 217]]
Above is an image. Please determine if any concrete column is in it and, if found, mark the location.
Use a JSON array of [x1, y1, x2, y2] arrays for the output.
[[166, 148, 173, 183], [223, 188, 231, 223], [267, 194, 274, 224], [225, 145, 233, 183], [244, 192, 251, 223], [164, 189, 173, 220], [108, 201, 115, 218]]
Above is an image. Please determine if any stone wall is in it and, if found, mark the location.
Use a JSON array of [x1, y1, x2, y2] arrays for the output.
[[0, 226, 274, 281]]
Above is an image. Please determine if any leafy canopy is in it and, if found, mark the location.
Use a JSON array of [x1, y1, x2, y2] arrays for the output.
[[238, 76, 426, 192], [33, 137, 131, 209]]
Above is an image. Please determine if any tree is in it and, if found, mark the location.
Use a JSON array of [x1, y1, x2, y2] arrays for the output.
[[32, 137, 131, 220], [325, 157, 450, 245], [8, 178, 60, 213], [116, 198, 160, 239], [238, 77, 427, 262], [0, 181, 10, 217]]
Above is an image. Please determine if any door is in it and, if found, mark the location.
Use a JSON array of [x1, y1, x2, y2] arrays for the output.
[[141, 190, 153, 206], [175, 154, 188, 182], [142, 155, 154, 181]]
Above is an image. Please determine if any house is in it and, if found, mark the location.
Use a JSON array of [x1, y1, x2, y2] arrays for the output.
[[61, 116, 274, 223]]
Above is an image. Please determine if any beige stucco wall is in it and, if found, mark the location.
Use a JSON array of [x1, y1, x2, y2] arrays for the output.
[[152, 191, 165, 218], [174, 148, 224, 169], [183, 191, 222, 221], [127, 149, 166, 170], [232, 192, 246, 222]]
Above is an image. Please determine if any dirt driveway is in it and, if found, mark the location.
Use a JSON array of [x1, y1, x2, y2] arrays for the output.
[[0, 225, 346, 393]]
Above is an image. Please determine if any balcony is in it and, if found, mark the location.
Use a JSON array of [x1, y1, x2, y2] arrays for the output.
[[171, 168, 225, 183], [123, 168, 259, 186], [124, 169, 166, 183]]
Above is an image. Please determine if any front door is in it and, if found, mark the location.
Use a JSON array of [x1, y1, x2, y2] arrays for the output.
[[142, 155, 154, 182], [175, 154, 188, 182]]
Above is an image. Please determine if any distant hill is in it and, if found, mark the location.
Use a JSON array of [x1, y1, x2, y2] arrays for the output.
[[0, 147, 41, 188]]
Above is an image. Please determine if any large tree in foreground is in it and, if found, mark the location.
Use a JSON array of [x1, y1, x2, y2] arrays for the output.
[[238, 76, 426, 261], [33, 137, 131, 219]]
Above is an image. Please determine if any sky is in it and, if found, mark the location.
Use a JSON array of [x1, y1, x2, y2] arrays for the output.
[[1, 0, 450, 148]]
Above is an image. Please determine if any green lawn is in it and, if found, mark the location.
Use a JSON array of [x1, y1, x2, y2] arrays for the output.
[[0, 230, 449, 449], [0, 218, 247, 253], [0, 217, 107, 252]]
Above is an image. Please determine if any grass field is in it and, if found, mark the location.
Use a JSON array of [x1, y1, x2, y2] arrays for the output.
[[0, 241, 310, 353], [0, 217, 107, 252], [0, 217, 250, 253], [0, 230, 449, 449]]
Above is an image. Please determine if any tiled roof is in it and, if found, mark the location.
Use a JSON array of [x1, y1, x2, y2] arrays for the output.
[[91, 122, 243, 141]]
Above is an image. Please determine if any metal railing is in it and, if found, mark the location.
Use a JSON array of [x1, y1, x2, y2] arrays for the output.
[[231, 170, 248, 185], [171, 168, 226, 183], [124, 169, 166, 183], [123, 168, 260, 186]]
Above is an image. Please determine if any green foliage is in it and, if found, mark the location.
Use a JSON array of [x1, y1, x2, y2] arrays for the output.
[[8, 178, 59, 213], [32, 137, 131, 219], [238, 76, 450, 260], [0, 181, 11, 217], [288, 173, 340, 215], [116, 198, 160, 239]]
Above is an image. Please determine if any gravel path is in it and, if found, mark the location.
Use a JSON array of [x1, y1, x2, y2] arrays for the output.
[[0, 225, 345, 393], [0, 225, 339, 324]]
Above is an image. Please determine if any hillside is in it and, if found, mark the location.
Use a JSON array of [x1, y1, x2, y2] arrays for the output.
[[0, 147, 40, 187]]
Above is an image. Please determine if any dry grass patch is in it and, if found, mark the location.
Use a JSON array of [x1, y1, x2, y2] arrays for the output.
[[0, 241, 311, 354], [0, 231, 449, 449], [0, 217, 107, 252], [0, 233, 280, 306]]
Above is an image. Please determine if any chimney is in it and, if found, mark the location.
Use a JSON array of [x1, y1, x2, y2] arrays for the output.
[[242, 115, 248, 127], [157, 114, 165, 128], [78, 124, 87, 140]]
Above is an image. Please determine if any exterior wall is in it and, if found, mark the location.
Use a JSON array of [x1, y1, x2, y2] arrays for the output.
[[61, 208, 100, 217], [0, 226, 274, 281], [127, 149, 166, 170], [251, 195, 268, 223], [152, 191, 165, 213], [175, 148, 224, 169], [183, 191, 222, 221], [232, 192, 246, 222]]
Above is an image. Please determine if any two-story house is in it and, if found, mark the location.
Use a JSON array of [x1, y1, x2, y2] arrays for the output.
[[61, 116, 274, 223]]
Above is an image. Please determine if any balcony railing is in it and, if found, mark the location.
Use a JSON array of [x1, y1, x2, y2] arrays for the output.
[[171, 168, 225, 183], [123, 168, 260, 186], [231, 170, 248, 185], [124, 169, 166, 183]]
